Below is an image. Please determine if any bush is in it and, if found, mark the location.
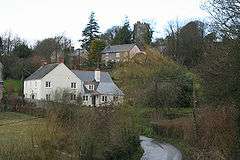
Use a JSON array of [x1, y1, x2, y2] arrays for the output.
[[112, 48, 197, 108], [46, 103, 141, 160], [151, 105, 237, 160]]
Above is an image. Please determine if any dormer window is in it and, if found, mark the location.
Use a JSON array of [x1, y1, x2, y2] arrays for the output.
[[89, 85, 94, 90]]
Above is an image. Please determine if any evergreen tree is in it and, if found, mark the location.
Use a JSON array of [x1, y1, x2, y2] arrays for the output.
[[133, 21, 153, 47], [81, 12, 100, 50], [0, 37, 3, 56], [112, 18, 132, 45], [13, 43, 32, 58], [89, 39, 106, 64]]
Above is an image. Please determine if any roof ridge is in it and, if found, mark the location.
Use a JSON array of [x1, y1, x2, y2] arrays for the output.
[[71, 70, 108, 73]]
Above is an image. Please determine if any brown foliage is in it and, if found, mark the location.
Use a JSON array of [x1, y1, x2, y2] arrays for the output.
[[153, 105, 237, 159], [195, 106, 237, 159]]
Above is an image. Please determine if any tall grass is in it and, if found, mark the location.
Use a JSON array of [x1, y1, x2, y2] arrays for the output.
[[0, 103, 142, 160]]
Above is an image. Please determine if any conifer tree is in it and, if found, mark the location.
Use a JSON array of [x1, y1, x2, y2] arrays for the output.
[[81, 12, 100, 50], [112, 18, 132, 45]]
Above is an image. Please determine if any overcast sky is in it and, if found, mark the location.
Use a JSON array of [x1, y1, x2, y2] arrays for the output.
[[0, 0, 209, 48]]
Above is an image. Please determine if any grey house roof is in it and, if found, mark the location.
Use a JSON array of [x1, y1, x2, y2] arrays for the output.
[[101, 44, 136, 54], [72, 70, 124, 96], [72, 70, 113, 83], [97, 82, 124, 96], [25, 63, 59, 81]]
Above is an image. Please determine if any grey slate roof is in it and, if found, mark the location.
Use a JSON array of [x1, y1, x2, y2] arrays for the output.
[[72, 70, 124, 96], [101, 44, 135, 54], [72, 70, 113, 83], [25, 63, 59, 81], [97, 82, 124, 96]]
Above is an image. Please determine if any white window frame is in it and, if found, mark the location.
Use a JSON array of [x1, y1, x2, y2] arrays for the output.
[[89, 85, 94, 90], [83, 95, 89, 101], [46, 94, 51, 101], [102, 96, 107, 102], [45, 81, 51, 88], [71, 82, 76, 89], [71, 94, 76, 100]]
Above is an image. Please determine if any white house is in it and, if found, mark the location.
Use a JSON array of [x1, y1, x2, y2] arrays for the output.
[[24, 62, 124, 106], [101, 44, 141, 63]]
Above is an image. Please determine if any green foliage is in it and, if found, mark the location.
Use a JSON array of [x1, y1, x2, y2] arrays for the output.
[[0, 37, 3, 55], [81, 12, 100, 50], [89, 39, 106, 63], [12, 43, 32, 58], [166, 21, 205, 68], [1, 55, 22, 79], [113, 48, 197, 108], [112, 19, 132, 45], [100, 26, 121, 45], [3, 79, 22, 96], [34, 35, 73, 62], [46, 103, 141, 160], [133, 21, 153, 47], [34, 38, 57, 58]]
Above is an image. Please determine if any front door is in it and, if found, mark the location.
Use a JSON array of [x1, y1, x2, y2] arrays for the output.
[[92, 95, 96, 107]]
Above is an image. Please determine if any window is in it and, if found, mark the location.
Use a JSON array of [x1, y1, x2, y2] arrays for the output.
[[35, 82, 37, 87], [89, 85, 94, 90], [31, 94, 35, 99], [46, 94, 51, 101], [83, 95, 88, 101], [102, 96, 107, 102], [71, 82, 76, 89], [45, 81, 51, 88], [71, 94, 76, 100], [105, 96, 107, 102]]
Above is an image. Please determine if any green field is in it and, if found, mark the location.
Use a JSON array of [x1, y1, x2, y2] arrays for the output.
[[0, 112, 46, 145], [3, 79, 22, 96]]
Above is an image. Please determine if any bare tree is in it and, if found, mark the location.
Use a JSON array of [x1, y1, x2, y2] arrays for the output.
[[204, 0, 240, 38]]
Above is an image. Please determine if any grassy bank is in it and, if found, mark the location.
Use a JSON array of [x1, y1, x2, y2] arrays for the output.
[[0, 103, 143, 160], [3, 79, 22, 96], [0, 112, 47, 145]]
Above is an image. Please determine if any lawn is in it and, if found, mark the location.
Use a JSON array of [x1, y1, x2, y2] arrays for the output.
[[0, 112, 47, 146], [3, 79, 22, 96]]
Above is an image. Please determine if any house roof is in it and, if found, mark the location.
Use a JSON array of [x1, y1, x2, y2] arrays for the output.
[[73, 70, 124, 96], [101, 44, 136, 54], [25, 63, 59, 81], [72, 70, 113, 82], [97, 82, 124, 96]]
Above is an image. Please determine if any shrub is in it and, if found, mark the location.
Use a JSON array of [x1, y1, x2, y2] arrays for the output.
[[45, 103, 141, 159]]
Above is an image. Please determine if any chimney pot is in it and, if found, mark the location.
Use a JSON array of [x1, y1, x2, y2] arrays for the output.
[[95, 68, 100, 82]]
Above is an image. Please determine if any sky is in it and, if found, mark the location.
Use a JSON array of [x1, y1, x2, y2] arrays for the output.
[[0, 0, 209, 48]]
